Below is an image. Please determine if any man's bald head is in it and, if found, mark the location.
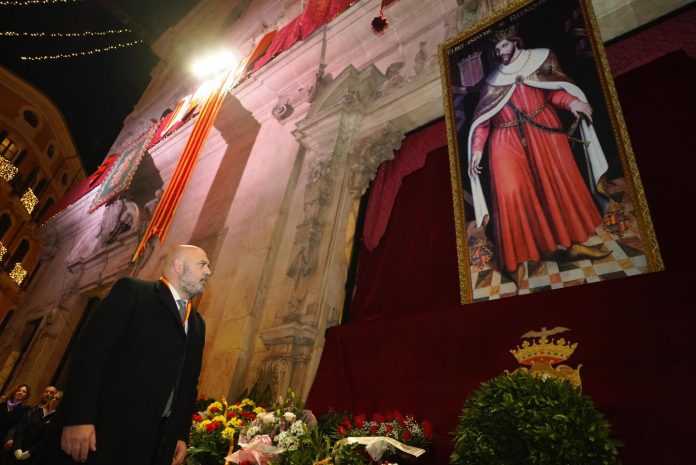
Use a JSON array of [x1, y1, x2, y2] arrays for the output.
[[162, 245, 212, 299]]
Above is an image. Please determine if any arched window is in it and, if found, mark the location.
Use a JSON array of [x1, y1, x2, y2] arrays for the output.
[[8, 239, 29, 269], [23, 110, 39, 128], [0, 309, 14, 335], [0, 213, 11, 241], [14, 149, 27, 166], [37, 198, 54, 220], [34, 178, 47, 196], [0, 134, 18, 160]]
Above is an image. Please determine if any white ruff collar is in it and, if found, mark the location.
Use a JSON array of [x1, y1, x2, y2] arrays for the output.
[[485, 48, 550, 86]]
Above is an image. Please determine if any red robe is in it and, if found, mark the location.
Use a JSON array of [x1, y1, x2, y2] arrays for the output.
[[471, 56, 602, 272]]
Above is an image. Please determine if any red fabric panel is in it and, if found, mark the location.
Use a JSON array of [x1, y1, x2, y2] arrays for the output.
[[308, 50, 696, 465], [39, 153, 119, 224], [251, 0, 355, 72], [363, 122, 447, 251], [606, 6, 696, 76]]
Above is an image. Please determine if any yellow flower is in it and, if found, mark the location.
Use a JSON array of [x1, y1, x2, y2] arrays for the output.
[[227, 417, 243, 428], [213, 415, 227, 424], [197, 420, 212, 432], [221, 427, 236, 440], [228, 404, 242, 413], [253, 406, 266, 414], [241, 398, 255, 407], [207, 401, 223, 414]]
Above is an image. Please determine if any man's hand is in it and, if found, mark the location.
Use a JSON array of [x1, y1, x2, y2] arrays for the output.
[[569, 99, 593, 124], [469, 151, 484, 177], [61, 424, 96, 462], [172, 440, 187, 465]]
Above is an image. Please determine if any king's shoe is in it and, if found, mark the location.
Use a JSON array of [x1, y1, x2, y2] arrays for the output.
[[567, 243, 612, 261]]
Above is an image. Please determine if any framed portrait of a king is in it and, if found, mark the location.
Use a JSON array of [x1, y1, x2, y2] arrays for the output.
[[439, 0, 663, 304]]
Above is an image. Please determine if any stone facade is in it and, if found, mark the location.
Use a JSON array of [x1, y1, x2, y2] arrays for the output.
[[0, 0, 688, 403]]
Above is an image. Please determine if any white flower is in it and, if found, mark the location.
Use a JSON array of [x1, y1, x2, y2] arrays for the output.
[[245, 425, 260, 438], [259, 412, 276, 424], [283, 411, 296, 423], [289, 420, 305, 435], [275, 431, 300, 450]]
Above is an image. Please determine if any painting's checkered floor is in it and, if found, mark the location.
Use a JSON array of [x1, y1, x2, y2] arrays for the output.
[[469, 178, 649, 301]]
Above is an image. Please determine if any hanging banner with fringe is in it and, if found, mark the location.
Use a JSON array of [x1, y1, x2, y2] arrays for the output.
[[132, 70, 236, 261], [89, 124, 157, 212]]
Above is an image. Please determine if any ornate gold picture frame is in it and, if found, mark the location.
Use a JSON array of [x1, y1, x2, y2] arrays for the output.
[[439, 0, 663, 304]]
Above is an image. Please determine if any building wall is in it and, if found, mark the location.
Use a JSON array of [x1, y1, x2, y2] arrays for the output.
[[0, 0, 689, 404], [0, 68, 85, 397]]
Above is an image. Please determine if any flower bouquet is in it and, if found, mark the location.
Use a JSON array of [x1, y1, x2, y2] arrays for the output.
[[227, 389, 329, 465], [186, 398, 266, 465], [327, 411, 433, 463]]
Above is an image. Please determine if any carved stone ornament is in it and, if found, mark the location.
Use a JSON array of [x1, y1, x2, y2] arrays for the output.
[[271, 65, 330, 123], [98, 198, 142, 245], [348, 122, 405, 198]]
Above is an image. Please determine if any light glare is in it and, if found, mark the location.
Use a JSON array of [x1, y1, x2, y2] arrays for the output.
[[192, 50, 237, 78]]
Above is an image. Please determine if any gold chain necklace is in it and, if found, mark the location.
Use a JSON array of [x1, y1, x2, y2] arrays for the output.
[[498, 50, 531, 76]]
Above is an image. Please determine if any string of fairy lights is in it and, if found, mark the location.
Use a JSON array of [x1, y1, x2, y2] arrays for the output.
[[0, 0, 83, 6], [0, 28, 130, 38], [0, 0, 143, 61]]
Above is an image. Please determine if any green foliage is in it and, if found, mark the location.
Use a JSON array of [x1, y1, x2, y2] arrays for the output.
[[332, 443, 372, 465], [270, 422, 332, 465], [450, 373, 622, 465]]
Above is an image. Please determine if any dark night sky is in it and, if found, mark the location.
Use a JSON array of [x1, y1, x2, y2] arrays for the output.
[[0, 0, 199, 173]]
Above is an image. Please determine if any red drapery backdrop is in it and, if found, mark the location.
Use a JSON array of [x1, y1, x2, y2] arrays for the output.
[[251, 0, 355, 72], [307, 18, 696, 465]]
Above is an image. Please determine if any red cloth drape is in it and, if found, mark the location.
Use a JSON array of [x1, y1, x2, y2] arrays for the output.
[[251, 0, 355, 72], [39, 153, 119, 224], [363, 122, 448, 251], [308, 48, 696, 465], [133, 73, 231, 260]]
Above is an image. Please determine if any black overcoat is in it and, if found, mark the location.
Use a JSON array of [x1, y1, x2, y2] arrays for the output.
[[48, 277, 206, 465]]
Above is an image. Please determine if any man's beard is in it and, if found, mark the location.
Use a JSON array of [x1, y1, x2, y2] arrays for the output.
[[181, 270, 208, 298], [499, 53, 513, 65]]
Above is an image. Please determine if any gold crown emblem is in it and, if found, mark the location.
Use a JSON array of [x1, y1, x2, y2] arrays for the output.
[[509, 327, 582, 388], [491, 24, 519, 44], [510, 326, 577, 366]]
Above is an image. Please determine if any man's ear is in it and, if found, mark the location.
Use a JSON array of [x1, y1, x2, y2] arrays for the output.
[[172, 258, 184, 275]]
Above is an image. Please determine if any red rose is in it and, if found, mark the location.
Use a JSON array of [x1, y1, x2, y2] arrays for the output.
[[422, 420, 434, 440], [205, 423, 217, 433], [209, 406, 219, 413], [385, 424, 393, 435], [354, 414, 365, 428], [192, 413, 203, 422], [402, 429, 411, 442], [338, 425, 345, 435], [227, 411, 237, 419], [369, 424, 378, 435], [372, 413, 384, 423], [341, 417, 352, 429]]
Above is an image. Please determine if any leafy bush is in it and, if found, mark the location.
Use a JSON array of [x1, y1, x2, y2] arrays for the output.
[[451, 373, 621, 465]]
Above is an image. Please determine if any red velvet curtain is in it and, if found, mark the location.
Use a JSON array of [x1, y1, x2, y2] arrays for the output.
[[307, 48, 696, 465]]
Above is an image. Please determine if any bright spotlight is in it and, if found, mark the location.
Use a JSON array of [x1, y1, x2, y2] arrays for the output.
[[191, 50, 237, 79]]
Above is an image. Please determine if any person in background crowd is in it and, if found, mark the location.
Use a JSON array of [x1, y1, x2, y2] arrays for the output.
[[0, 386, 30, 464], [10, 391, 62, 463]]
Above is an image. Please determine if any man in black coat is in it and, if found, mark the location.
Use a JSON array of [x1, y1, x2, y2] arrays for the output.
[[44, 245, 211, 465]]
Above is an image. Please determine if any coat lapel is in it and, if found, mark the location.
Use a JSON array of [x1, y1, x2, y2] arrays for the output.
[[155, 280, 187, 335]]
